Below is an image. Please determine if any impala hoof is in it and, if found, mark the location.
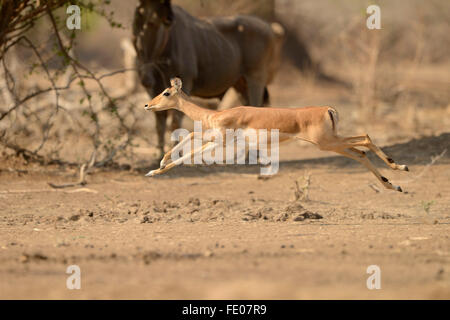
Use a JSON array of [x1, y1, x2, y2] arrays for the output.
[[145, 170, 158, 177], [395, 186, 403, 192]]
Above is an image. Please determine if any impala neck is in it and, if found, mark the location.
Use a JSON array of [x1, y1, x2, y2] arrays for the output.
[[177, 94, 216, 126]]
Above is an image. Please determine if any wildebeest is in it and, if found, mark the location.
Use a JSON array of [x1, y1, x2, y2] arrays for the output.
[[132, 0, 284, 159]]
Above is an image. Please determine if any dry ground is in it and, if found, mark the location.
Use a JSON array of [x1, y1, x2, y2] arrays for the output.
[[1, 0, 449, 300], [1, 129, 449, 299], [1, 57, 450, 299]]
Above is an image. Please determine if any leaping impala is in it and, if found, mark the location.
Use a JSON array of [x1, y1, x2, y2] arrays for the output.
[[144, 78, 409, 192]]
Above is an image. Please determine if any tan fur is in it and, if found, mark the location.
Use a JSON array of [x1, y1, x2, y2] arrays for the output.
[[145, 79, 409, 192]]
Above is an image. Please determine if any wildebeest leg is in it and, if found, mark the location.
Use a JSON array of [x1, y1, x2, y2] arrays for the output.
[[155, 111, 168, 160], [169, 110, 184, 146], [246, 77, 265, 107], [219, 88, 242, 109], [239, 77, 265, 162], [232, 78, 249, 106], [147, 82, 169, 161], [263, 87, 270, 106]]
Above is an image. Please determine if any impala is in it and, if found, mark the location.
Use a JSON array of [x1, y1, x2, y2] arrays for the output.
[[144, 78, 409, 192]]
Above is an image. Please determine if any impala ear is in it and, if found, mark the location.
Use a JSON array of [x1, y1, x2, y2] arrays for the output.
[[170, 77, 182, 92]]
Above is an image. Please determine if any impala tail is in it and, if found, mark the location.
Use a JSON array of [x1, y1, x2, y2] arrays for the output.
[[327, 107, 339, 134]]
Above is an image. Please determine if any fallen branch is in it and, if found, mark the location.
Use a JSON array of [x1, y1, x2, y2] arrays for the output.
[[0, 187, 98, 194], [397, 149, 447, 184], [48, 151, 96, 189]]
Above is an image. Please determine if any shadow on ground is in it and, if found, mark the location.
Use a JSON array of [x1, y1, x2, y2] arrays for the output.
[[136, 133, 450, 178]]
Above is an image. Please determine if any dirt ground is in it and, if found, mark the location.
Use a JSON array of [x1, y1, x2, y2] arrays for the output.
[[1, 0, 450, 301], [1, 59, 450, 300], [1, 126, 449, 299]]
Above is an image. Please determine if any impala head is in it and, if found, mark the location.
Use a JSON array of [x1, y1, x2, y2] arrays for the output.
[[138, 0, 174, 26], [145, 78, 183, 111]]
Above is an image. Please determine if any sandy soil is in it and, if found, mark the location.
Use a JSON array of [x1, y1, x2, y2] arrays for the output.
[[1, 0, 449, 300], [1, 131, 449, 299]]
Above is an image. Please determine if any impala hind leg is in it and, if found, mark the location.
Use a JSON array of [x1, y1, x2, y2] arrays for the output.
[[333, 147, 403, 192], [339, 135, 408, 171]]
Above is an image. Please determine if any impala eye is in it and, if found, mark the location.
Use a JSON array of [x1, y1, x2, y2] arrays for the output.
[[163, 91, 170, 96]]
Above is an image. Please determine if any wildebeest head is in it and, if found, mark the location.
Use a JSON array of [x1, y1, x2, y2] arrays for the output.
[[137, 63, 156, 88], [138, 0, 174, 26]]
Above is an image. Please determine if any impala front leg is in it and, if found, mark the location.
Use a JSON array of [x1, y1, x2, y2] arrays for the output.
[[159, 132, 196, 169], [146, 141, 217, 177]]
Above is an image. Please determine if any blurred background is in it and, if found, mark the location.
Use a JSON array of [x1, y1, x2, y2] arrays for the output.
[[1, 0, 449, 169]]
